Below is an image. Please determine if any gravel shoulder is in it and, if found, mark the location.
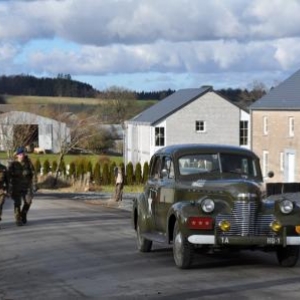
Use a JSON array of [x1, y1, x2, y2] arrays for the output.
[[37, 188, 137, 212]]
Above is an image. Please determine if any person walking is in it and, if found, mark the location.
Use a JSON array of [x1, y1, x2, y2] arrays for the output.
[[0, 162, 8, 227], [8, 147, 37, 226]]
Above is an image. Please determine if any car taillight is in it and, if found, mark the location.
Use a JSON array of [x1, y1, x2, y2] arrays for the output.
[[188, 217, 213, 230]]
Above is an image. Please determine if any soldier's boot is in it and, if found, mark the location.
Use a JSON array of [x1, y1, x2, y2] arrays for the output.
[[21, 203, 30, 224], [14, 207, 23, 226]]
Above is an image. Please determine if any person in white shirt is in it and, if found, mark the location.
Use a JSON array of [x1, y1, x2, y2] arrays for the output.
[[114, 166, 124, 202]]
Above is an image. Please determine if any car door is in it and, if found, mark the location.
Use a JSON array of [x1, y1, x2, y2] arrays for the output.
[[153, 156, 175, 233], [145, 155, 162, 232]]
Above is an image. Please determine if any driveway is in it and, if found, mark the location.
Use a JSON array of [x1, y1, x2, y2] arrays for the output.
[[1, 192, 300, 300]]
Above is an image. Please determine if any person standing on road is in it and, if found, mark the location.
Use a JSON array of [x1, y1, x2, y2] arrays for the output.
[[0, 162, 8, 226], [114, 166, 124, 202], [8, 147, 37, 226]]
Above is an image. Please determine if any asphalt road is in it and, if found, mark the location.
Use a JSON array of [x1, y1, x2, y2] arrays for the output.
[[1, 192, 300, 300]]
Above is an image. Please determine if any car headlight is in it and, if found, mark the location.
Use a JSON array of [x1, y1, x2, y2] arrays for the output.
[[201, 198, 215, 213], [279, 199, 294, 214]]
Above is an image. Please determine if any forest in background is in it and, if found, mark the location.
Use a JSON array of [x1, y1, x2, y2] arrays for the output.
[[0, 74, 267, 108]]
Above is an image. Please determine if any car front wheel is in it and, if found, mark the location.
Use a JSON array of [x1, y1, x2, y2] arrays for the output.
[[276, 245, 300, 267], [136, 221, 152, 252], [173, 220, 194, 269]]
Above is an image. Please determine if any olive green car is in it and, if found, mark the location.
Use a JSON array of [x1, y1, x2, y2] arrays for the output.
[[132, 144, 300, 269]]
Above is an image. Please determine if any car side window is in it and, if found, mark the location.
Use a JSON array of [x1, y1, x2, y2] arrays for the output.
[[150, 156, 162, 179], [162, 156, 174, 179]]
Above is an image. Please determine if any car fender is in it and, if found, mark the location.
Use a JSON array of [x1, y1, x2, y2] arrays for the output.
[[166, 200, 199, 243], [132, 192, 154, 233], [264, 195, 300, 227]]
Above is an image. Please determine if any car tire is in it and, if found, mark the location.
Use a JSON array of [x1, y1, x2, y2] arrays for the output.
[[136, 221, 152, 252], [276, 245, 300, 267], [173, 220, 194, 269]]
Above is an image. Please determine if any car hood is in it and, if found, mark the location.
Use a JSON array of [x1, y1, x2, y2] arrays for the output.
[[175, 178, 263, 198]]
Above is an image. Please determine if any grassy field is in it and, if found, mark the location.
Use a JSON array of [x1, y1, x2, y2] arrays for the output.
[[4, 95, 157, 113], [3, 95, 158, 116], [5, 95, 100, 105]]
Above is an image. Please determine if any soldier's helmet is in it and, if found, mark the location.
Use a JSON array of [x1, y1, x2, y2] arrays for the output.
[[14, 147, 26, 156]]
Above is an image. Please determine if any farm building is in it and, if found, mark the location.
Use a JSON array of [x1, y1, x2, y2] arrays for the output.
[[0, 111, 70, 153]]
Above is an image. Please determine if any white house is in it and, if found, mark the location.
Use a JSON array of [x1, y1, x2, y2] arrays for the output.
[[124, 86, 250, 166], [0, 111, 70, 153]]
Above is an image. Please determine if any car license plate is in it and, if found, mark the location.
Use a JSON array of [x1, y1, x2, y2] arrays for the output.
[[218, 236, 282, 245], [266, 237, 281, 245]]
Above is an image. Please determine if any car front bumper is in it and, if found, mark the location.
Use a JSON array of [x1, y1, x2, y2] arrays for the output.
[[188, 235, 300, 246]]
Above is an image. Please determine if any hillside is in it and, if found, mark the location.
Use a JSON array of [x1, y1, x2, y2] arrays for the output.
[[1, 95, 158, 118]]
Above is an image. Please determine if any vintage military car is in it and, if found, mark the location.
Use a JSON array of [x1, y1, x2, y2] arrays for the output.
[[132, 144, 300, 269]]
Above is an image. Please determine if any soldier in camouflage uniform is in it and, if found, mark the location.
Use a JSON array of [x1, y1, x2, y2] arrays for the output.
[[0, 162, 8, 225], [8, 147, 37, 226]]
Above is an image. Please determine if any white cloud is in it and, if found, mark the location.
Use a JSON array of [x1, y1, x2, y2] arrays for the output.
[[1, 0, 300, 44], [274, 38, 300, 69], [246, 0, 300, 39], [0, 0, 300, 90], [24, 38, 298, 77]]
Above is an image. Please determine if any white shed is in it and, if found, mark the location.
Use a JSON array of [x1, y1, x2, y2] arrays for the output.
[[0, 111, 70, 153]]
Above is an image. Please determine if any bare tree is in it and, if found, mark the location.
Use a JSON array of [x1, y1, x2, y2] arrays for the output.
[[97, 86, 137, 126], [43, 107, 106, 187], [0, 122, 14, 158], [250, 80, 268, 101]]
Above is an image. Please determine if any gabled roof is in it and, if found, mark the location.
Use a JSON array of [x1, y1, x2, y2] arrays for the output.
[[250, 69, 300, 110], [129, 86, 212, 125], [0, 110, 67, 125]]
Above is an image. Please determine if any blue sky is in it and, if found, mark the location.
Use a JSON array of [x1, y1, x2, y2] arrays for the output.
[[1, 0, 300, 92]]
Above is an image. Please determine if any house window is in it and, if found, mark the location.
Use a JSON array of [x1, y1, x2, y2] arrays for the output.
[[155, 127, 165, 146], [289, 117, 294, 137], [280, 152, 284, 171], [195, 120, 206, 132], [263, 116, 268, 135], [239, 121, 248, 146], [262, 150, 269, 177]]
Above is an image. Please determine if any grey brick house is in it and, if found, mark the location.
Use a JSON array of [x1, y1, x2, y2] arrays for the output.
[[250, 69, 300, 182], [124, 86, 250, 166]]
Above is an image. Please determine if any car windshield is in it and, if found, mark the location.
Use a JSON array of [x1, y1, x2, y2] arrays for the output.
[[178, 153, 261, 180]]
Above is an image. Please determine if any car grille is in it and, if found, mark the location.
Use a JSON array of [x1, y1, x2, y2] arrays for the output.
[[216, 201, 275, 236]]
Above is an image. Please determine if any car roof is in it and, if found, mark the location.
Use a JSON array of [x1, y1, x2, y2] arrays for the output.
[[154, 144, 258, 159]]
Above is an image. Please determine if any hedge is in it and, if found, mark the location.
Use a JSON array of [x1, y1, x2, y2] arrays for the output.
[[35, 158, 150, 186]]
